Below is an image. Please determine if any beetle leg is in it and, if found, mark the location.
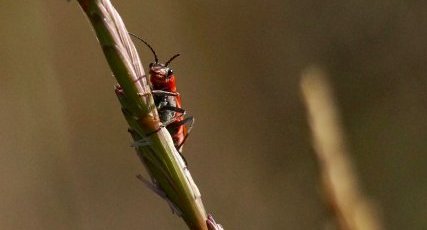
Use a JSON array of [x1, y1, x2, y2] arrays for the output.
[[152, 90, 180, 97], [157, 106, 193, 140], [137, 92, 151, 97], [158, 105, 186, 114], [158, 105, 187, 127], [166, 116, 195, 166], [133, 75, 146, 83], [137, 90, 179, 98], [170, 116, 195, 150]]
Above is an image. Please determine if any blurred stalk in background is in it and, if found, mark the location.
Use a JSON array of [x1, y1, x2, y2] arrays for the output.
[[301, 67, 383, 230]]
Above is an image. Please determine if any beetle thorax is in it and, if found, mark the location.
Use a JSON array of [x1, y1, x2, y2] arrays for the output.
[[149, 64, 177, 91]]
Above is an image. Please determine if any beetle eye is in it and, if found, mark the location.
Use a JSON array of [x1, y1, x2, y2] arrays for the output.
[[167, 69, 173, 76], [149, 63, 154, 68]]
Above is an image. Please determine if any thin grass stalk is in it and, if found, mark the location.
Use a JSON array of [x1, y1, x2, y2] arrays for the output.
[[74, 0, 223, 229], [301, 67, 382, 230]]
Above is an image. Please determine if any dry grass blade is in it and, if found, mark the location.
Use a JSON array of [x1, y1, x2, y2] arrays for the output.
[[301, 66, 383, 230], [75, 0, 222, 229]]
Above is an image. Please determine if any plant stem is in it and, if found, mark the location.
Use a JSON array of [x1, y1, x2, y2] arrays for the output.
[[301, 67, 383, 230], [74, 0, 217, 229]]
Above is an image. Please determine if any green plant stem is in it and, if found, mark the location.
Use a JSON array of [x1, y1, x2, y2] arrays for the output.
[[75, 0, 209, 229]]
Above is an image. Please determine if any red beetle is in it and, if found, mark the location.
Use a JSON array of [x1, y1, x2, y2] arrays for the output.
[[131, 33, 194, 153]]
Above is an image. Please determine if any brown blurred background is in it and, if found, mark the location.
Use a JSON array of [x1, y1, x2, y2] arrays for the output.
[[1, 1, 426, 229]]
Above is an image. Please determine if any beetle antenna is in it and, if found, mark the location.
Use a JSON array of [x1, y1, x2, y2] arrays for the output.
[[165, 54, 180, 67], [129, 33, 159, 63]]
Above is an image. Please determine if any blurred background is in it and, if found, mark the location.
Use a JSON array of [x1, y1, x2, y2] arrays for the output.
[[1, 1, 426, 229]]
